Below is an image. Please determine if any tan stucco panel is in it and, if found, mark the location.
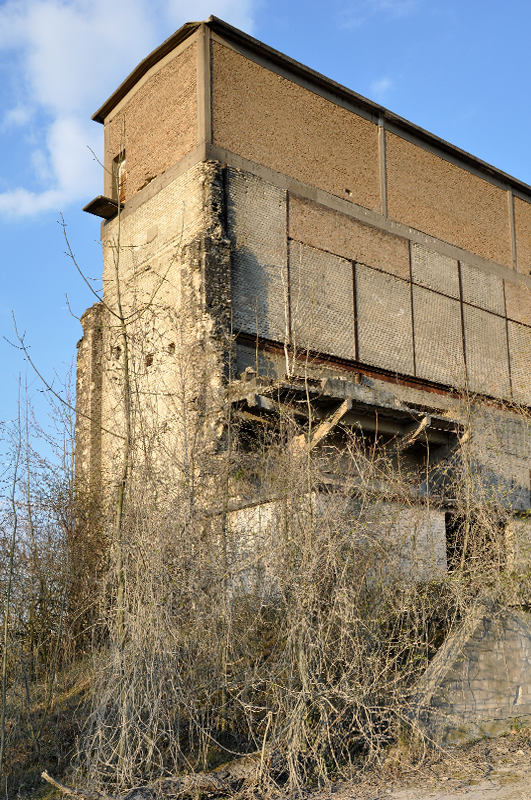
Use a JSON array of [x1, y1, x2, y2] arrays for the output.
[[386, 132, 512, 268], [289, 195, 409, 279], [211, 42, 381, 212]]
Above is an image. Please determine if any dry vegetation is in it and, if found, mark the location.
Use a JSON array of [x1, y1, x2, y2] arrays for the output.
[[2, 185, 531, 797], [2, 362, 530, 798]]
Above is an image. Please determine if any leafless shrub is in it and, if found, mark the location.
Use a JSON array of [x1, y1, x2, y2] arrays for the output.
[[75, 383, 531, 793]]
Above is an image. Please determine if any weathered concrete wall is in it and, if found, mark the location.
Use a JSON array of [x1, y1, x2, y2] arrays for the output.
[[105, 41, 197, 201], [415, 606, 531, 743], [229, 496, 447, 589], [77, 160, 231, 503]]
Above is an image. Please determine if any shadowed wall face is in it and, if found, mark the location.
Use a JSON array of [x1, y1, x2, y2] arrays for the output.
[[226, 165, 531, 404]]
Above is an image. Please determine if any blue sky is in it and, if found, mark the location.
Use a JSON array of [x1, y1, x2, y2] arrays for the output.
[[0, 0, 530, 426]]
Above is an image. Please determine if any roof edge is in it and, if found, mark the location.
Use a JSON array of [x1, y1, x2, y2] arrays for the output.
[[206, 16, 531, 198], [91, 20, 202, 124], [91, 15, 531, 199]]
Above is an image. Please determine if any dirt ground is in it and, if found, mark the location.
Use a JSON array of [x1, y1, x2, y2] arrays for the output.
[[317, 729, 531, 800], [36, 729, 531, 800]]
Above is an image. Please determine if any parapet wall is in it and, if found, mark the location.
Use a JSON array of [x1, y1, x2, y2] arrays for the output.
[[210, 34, 531, 278]]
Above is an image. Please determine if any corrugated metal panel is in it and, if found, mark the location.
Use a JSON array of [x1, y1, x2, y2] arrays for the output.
[[289, 241, 355, 360], [410, 242, 459, 299], [412, 286, 465, 387], [460, 261, 505, 315], [463, 306, 510, 398], [356, 264, 414, 375], [227, 168, 288, 342], [508, 321, 531, 405]]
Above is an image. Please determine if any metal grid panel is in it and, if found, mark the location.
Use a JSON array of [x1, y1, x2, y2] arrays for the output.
[[508, 321, 531, 405], [412, 286, 465, 387], [289, 241, 355, 360], [227, 168, 288, 342], [410, 242, 459, 299], [463, 306, 511, 398], [460, 261, 505, 315], [356, 264, 414, 375]]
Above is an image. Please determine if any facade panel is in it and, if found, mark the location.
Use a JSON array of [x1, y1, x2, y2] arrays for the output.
[[387, 132, 512, 268], [460, 261, 505, 315], [289, 196, 410, 279], [463, 306, 511, 398], [410, 243, 459, 298], [289, 241, 355, 360], [106, 42, 197, 200], [228, 169, 288, 342], [212, 41, 381, 213], [505, 279, 531, 326], [508, 320, 531, 405], [356, 264, 414, 375], [413, 286, 465, 387], [514, 196, 531, 275]]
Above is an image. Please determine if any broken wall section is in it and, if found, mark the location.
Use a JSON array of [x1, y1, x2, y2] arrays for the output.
[[77, 160, 231, 506], [76, 302, 105, 497]]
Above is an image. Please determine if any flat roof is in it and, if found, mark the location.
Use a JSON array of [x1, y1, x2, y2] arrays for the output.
[[92, 15, 531, 200]]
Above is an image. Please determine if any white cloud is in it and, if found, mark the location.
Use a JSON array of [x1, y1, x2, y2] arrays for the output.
[[0, 0, 255, 218], [339, 0, 423, 29], [369, 0, 422, 16], [370, 77, 393, 100], [2, 105, 33, 129]]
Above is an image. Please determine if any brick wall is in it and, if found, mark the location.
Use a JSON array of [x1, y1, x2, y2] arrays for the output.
[[211, 41, 381, 213], [386, 132, 512, 268], [105, 42, 197, 201], [515, 197, 531, 274]]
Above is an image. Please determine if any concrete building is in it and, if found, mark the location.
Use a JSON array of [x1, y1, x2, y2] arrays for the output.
[[78, 16, 531, 741]]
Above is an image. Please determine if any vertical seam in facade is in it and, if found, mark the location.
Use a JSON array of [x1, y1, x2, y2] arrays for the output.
[[352, 261, 359, 362], [503, 280, 514, 400], [196, 25, 212, 146], [458, 261, 468, 384], [378, 117, 388, 218], [221, 163, 229, 234], [221, 162, 233, 380], [409, 241, 417, 377], [286, 191, 292, 347], [508, 189, 518, 271]]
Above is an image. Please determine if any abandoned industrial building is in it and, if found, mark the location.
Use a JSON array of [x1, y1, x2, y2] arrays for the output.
[[77, 16, 531, 744]]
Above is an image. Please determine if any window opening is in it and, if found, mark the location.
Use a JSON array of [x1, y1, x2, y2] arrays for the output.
[[112, 151, 126, 203]]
